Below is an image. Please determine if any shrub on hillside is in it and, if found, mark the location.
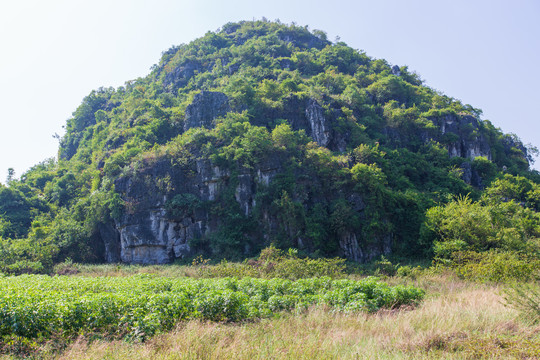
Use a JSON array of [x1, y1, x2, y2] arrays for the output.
[[194, 246, 347, 280], [445, 250, 539, 283]]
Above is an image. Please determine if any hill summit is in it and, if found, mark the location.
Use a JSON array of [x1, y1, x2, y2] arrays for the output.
[[1, 20, 538, 269]]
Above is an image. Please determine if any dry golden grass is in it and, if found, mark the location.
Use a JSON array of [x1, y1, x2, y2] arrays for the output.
[[67, 263, 195, 278], [36, 274, 537, 360], [0, 272, 536, 359]]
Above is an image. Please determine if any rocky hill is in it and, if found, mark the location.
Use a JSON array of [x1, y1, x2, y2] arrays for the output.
[[1, 20, 538, 269]]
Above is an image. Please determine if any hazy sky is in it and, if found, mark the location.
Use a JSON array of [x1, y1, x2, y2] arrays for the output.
[[1, 0, 539, 183]]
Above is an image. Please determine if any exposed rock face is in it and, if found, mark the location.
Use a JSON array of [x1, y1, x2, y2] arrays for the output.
[[384, 113, 493, 161], [113, 160, 210, 264], [339, 232, 391, 263], [115, 206, 205, 264], [432, 114, 492, 160], [460, 161, 483, 188], [180, 92, 348, 152], [184, 91, 230, 131], [105, 150, 389, 264], [98, 223, 121, 263], [235, 174, 255, 216], [163, 60, 202, 92], [100, 91, 512, 265], [305, 99, 331, 147], [501, 134, 528, 158], [266, 96, 349, 152], [110, 155, 279, 264]]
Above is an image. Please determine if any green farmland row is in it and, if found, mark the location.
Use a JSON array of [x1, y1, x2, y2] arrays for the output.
[[0, 275, 424, 339]]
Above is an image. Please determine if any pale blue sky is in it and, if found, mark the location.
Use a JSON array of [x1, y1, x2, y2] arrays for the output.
[[1, 0, 539, 182]]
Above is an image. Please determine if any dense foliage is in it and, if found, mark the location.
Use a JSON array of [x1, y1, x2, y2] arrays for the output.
[[0, 19, 539, 270], [0, 274, 424, 339]]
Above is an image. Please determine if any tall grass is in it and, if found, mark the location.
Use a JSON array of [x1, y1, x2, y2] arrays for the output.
[[8, 274, 537, 360], [504, 282, 540, 324]]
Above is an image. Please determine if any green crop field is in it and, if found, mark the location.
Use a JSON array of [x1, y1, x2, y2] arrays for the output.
[[0, 275, 423, 340]]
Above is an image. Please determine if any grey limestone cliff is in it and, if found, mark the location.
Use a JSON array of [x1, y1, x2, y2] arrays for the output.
[[432, 114, 492, 160], [98, 92, 517, 265], [184, 91, 231, 131], [107, 155, 392, 264]]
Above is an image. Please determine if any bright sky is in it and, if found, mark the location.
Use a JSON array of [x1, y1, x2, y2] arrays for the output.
[[1, 0, 539, 183]]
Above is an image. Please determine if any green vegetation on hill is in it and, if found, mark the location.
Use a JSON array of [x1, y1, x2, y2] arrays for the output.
[[0, 20, 539, 272]]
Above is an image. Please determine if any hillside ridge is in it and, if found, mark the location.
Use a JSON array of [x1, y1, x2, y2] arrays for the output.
[[0, 20, 538, 269]]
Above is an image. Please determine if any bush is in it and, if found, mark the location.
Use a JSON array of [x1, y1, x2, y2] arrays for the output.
[[424, 191, 540, 255], [447, 250, 539, 283], [2, 260, 45, 275], [504, 283, 540, 324], [194, 247, 347, 280], [196, 259, 259, 278], [166, 193, 202, 219], [258, 245, 285, 261], [52, 258, 79, 276], [395, 265, 423, 279], [270, 257, 347, 280], [195, 256, 347, 280], [433, 240, 470, 264], [374, 256, 397, 276]]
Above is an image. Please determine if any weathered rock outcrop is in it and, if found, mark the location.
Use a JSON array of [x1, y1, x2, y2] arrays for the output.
[[98, 222, 121, 263], [98, 81, 524, 265], [163, 60, 202, 92], [252, 95, 349, 152], [459, 161, 484, 188], [305, 99, 331, 147], [383, 113, 493, 161], [113, 160, 207, 264], [180, 92, 349, 152], [184, 91, 230, 131], [339, 232, 392, 263], [431, 114, 492, 160], [105, 149, 391, 264], [110, 155, 281, 264], [501, 134, 528, 158]]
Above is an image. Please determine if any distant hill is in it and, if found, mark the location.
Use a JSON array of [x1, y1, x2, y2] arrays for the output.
[[1, 20, 538, 270]]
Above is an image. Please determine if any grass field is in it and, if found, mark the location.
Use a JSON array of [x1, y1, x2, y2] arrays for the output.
[[57, 278, 536, 359], [0, 268, 538, 360]]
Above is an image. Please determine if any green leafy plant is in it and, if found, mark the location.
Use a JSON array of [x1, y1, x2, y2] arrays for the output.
[[503, 283, 540, 324], [446, 250, 539, 283], [0, 274, 424, 340]]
